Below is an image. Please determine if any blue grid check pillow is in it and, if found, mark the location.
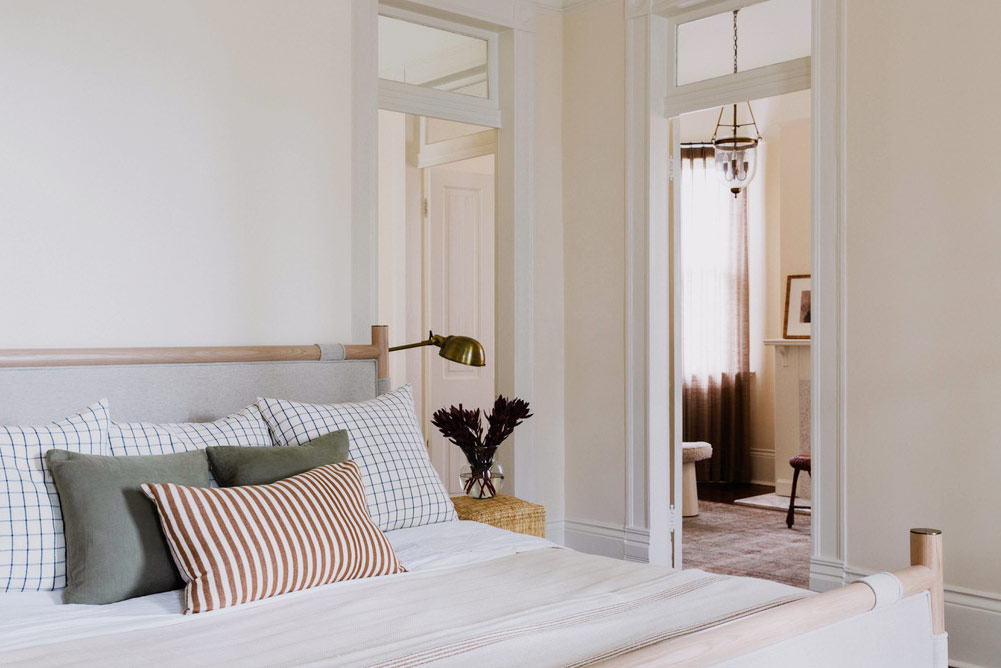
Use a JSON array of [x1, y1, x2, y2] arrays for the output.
[[0, 400, 110, 591], [109, 405, 273, 456], [257, 386, 456, 532]]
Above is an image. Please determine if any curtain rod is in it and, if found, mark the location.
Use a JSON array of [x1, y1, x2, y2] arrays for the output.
[[680, 142, 714, 147]]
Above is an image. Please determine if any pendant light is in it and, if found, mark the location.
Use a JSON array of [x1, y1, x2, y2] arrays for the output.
[[712, 9, 761, 197]]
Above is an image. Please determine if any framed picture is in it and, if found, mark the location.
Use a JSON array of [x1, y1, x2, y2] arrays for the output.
[[783, 274, 811, 339]]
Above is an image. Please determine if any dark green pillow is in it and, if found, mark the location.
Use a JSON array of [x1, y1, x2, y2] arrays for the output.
[[45, 448, 210, 605], [207, 429, 350, 487]]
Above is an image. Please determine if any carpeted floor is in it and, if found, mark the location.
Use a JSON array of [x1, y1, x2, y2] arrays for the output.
[[682, 500, 811, 588]]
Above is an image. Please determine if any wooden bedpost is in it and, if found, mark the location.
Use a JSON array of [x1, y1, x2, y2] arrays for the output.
[[910, 528, 945, 634], [371, 325, 389, 380], [343, 325, 389, 380]]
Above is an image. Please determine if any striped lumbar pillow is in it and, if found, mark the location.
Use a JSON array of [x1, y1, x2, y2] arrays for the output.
[[141, 461, 405, 614]]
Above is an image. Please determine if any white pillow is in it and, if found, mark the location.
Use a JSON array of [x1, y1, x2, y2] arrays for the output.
[[0, 400, 110, 591], [109, 405, 273, 456], [257, 386, 457, 532]]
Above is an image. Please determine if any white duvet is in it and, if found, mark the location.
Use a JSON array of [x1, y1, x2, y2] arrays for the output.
[[0, 520, 943, 668], [0, 521, 552, 652], [0, 520, 809, 667]]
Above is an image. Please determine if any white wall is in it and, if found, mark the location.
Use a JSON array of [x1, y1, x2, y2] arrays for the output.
[[530, 11, 567, 541], [845, 1, 1001, 664], [562, 0, 628, 541], [0, 0, 354, 348], [377, 110, 410, 387]]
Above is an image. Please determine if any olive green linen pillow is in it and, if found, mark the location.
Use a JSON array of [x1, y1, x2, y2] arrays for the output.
[[206, 429, 350, 487], [45, 448, 210, 605]]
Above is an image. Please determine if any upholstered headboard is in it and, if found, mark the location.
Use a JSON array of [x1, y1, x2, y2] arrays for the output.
[[0, 327, 390, 424]]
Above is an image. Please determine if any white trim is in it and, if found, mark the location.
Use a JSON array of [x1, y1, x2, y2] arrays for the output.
[[379, 80, 502, 128], [625, 5, 674, 568], [383, 0, 533, 31], [563, 519, 653, 562], [495, 23, 537, 504], [353, 0, 380, 343], [545, 519, 566, 545], [810, 0, 848, 574], [378, 3, 501, 123], [809, 555, 846, 592], [417, 129, 497, 168], [626, 0, 824, 572], [663, 58, 811, 118], [376, 0, 537, 509]]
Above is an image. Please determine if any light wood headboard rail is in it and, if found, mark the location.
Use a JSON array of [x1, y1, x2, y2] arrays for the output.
[[0, 325, 390, 380]]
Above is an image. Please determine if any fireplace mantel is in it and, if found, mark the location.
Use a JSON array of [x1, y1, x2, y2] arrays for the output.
[[764, 339, 811, 498]]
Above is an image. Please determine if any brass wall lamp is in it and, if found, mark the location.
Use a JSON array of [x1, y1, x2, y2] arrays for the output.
[[389, 331, 486, 367]]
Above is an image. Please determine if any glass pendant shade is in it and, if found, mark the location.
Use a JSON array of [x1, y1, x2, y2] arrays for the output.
[[714, 135, 758, 196], [708, 10, 761, 197]]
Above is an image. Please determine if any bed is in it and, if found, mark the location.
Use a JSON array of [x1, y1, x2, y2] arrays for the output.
[[0, 326, 948, 667]]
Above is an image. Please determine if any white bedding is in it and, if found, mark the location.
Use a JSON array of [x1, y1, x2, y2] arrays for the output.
[[0, 520, 552, 652], [0, 521, 941, 668]]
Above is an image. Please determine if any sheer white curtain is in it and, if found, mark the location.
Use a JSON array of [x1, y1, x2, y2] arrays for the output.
[[680, 147, 750, 483]]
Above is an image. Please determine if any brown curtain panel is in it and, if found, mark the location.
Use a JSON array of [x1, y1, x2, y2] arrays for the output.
[[680, 147, 751, 483]]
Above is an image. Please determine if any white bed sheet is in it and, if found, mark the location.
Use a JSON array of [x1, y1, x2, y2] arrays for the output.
[[0, 520, 552, 652]]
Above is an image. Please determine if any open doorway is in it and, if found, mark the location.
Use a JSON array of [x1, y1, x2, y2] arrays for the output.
[[377, 110, 496, 495], [677, 88, 812, 588]]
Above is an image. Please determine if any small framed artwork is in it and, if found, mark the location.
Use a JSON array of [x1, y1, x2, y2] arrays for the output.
[[783, 274, 811, 339]]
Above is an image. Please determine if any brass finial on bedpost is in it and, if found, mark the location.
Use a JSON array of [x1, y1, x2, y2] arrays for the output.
[[910, 528, 945, 634]]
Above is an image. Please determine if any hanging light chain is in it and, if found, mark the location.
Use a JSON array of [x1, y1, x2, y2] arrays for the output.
[[733, 9, 739, 75]]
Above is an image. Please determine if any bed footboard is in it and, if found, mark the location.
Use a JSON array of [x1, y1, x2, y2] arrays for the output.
[[592, 528, 945, 668]]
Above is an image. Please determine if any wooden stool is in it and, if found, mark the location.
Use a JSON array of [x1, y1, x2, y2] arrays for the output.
[[787, 454, 811, 528], [682, 442, 713, 517]]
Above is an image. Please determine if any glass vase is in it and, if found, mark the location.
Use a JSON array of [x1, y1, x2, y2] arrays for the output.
[[458, 462, 505, 499]]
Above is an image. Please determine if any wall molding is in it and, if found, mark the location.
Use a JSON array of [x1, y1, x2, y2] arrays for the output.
[[662, 57, 811, 118], [564, 520, 653, 562]]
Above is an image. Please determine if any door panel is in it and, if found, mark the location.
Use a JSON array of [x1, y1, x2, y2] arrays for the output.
[[426, 166, 495, 495]]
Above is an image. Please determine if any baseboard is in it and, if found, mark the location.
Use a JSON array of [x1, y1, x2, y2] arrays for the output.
[[545, 519, 566, 545], [837, 562, 1001, 666], [748, 448, 775, 486], [809, 556, 846, 592], [563, 519, 650, 562]]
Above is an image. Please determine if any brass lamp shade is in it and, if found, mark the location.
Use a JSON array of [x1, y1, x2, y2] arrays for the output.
[[388, 331, 486, 367], [436, 335, 485, 367]]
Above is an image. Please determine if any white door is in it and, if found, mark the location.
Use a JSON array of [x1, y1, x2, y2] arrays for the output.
[[425, 163, 495, 495]]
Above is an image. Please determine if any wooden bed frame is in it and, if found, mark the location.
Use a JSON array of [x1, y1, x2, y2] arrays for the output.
[[0, 325, 945, 667]]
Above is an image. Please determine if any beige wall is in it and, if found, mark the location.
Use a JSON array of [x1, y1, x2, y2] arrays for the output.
[[0, 0, 355, 347], [562, 1, 627, 529], [530, 12, 567, 536], [377, 110, 410, 388], [845, 1, 1001, 662]]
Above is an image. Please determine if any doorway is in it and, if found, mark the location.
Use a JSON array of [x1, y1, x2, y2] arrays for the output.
[[377, 110, 497, 495], [676, 89, 813, 588]]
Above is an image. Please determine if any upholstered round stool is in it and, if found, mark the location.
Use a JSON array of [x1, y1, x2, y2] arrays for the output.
[[682, 442, 713, 518], [786, 454, 811, 528]]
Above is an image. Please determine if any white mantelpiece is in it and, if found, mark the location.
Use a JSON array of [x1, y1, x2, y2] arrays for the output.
[[764, 339, 811, 498]]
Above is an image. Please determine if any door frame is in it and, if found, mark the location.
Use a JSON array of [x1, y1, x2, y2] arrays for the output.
[[626, 0, 846, 588], [365, 0, 539, 503]]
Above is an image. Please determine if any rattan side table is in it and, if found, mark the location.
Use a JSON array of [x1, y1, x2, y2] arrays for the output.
[[451, 494, 546, 538]]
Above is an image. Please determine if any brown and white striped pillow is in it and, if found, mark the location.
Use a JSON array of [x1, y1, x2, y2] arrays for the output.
[[141, 461, 405, 614]]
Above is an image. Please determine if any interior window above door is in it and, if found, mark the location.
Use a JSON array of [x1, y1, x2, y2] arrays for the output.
[[676, 0, 810, 85], [378, 15, 489, 98]]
